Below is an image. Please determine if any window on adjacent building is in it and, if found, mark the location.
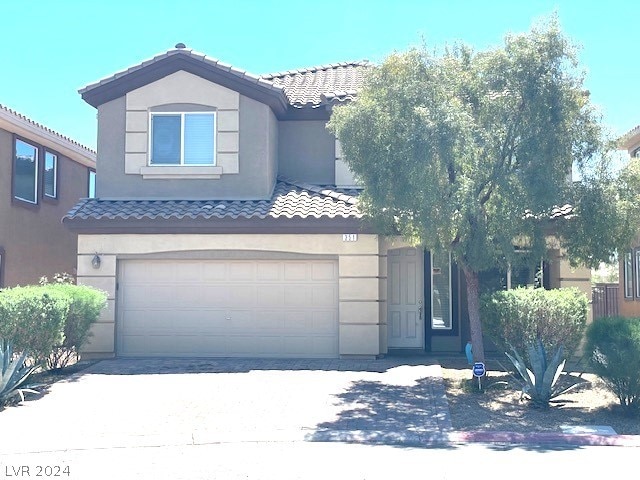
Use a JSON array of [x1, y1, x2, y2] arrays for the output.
[[44, 151, 58, 198], [635, 251, 640, 299], [624, 251, 634, 298], [13, 139, 38, 204], [150, 112, 215, 166], [88, 170, 96, 198], [431, 251, 452, 330], [0, 247, 4, 288]]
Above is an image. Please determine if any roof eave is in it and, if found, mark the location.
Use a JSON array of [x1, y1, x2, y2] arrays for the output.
[[0, 109, 95, 167], [63, 215, 369, 235], [80, 54, 289, 117]]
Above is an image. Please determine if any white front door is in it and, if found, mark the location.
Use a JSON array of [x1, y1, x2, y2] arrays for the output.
[[387, 248, 424, 348]]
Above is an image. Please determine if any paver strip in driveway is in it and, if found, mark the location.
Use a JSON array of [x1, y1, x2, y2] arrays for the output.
[[0, 358, 452, 454]]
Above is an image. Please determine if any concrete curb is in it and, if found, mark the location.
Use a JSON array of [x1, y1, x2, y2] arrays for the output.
[[446, 430, 640, 447]]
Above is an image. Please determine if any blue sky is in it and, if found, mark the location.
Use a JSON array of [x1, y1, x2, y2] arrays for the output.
[[1, 0, 637, 150]]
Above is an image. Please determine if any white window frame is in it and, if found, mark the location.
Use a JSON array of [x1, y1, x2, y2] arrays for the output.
[[44, 151, 58, 199], [624, 251, 633, 298], [14, 138, 39, 204], [431, 251, 453, 330], [88, 170, 96, 198], [148, 112, 216, 166], [635, 250, 640, 299]]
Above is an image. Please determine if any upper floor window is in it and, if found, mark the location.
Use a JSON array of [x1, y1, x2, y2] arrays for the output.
[[13, 139, 38, 204], [88, 170, 96, 198], [150, 112, 216, 166], [44, 151, 58, 198]]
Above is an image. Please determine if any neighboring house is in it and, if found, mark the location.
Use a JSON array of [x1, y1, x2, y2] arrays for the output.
[[64, 45, 591, 359], [617, 126, 640, 317], [0, 104, 96, 287]]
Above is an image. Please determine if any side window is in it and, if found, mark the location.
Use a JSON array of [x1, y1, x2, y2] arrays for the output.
[[149, 112, 216, 166], [624, 251, 633, 298], [88, 170, 96, 198], [13, 138, 39, 204], [635, 250, 640, 299], [44, 151, 58, 199], [431, 251, 452, 330]]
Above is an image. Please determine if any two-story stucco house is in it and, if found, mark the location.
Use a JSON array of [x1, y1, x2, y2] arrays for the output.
[[64, 45, 591, 359], [0, 104, 96, 287]]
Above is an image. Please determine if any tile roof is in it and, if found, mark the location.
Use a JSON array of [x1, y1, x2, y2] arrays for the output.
[[0, 103, 96, 156], [64, 178, 362, 222], [80, 45, 372, 110], [619, 124, 640, 150], [260, 61, 371, 108], [79, 47, 283, 97]]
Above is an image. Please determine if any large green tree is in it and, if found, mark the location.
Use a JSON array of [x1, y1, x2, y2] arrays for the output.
[[329, 18, 639, 362]]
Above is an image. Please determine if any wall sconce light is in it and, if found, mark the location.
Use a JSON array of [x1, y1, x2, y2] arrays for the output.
[[91, 253, 101, 269]]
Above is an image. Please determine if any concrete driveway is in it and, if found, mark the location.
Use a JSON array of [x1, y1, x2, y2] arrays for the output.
[[0, 357, 451, 454]]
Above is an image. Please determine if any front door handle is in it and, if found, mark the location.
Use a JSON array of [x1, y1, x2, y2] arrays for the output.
[[418, 300, 423, 319]]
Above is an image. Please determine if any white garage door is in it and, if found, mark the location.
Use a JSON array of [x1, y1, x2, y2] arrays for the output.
[[117, 259, 339, 357]]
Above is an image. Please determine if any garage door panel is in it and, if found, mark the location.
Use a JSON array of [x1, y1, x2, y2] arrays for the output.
[[229, 262, 255, 281], [312, 311, 338, 333], [312, 262, 337, 281], [312, 285, 337, 307], [257, 285, 284, 307], [284, 263, 308, 281], [259, 311, 285, 330], [203, 263, 226, 281], [118, 259, 338, 357], [284, 286, 311, 306], [257, 262, 281, 281]]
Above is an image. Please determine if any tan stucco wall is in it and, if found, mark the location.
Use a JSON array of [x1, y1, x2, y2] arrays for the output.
[[96, 75, 276, 200], [0, 127, 91, 287], [76, 233, 385, 359]]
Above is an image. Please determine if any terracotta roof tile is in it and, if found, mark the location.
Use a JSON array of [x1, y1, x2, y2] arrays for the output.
[[64, 178, 362, 222]]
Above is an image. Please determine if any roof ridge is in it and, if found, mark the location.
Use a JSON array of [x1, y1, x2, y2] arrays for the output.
[[260, 60, 371, 80], [0, 103, 96, 155]]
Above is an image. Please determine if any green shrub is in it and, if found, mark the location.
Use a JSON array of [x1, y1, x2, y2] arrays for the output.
[[0, 286, 70, 366], [45, 284, 107, 369], [481, 287, 588, 361], [586, 316, 640, 414]]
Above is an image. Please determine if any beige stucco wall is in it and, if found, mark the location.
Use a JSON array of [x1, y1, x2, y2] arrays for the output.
[[76, 233, 385, 359]]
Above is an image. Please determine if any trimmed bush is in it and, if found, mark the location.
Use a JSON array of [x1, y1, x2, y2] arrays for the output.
[[45, 284, 107, 369], [586, 316, 640, 414], [0, 286, 70, 366], [480, 287, 588, 361]]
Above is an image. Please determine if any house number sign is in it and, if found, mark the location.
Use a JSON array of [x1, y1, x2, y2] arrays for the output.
[[342, 234, 358, 242]]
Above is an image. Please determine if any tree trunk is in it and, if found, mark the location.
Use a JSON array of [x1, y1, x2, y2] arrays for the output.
[[462, 266, 485, 363]]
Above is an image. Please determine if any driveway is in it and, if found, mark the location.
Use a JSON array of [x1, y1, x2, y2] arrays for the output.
[[0, 357, 451, 454]]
